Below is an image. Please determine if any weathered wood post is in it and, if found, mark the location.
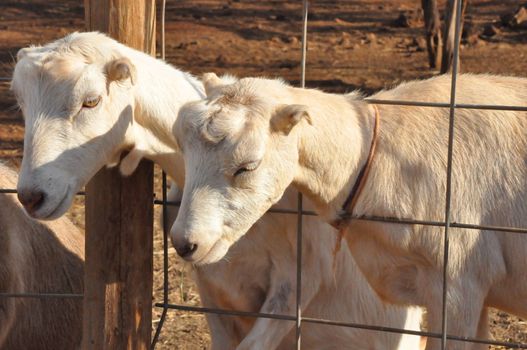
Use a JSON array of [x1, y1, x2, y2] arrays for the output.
[[83, 1, 155, 349]]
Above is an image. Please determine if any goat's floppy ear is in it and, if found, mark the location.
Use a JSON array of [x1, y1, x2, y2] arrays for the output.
[[106, 57, 136, 85], [271, 104, 312, 134], [202, 72, 224, 96]]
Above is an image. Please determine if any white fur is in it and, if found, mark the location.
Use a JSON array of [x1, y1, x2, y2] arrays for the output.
[[165, 184, 423, 350], [12, 31, 202, 219], [174, 73, 527, 350], [13, 33, 424, 349], [0, 164, 84, 349]]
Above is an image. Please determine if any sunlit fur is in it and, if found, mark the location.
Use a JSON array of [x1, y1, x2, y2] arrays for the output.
[[165, 183, 423, 350], [10, 33, 424, 348], [175, 73, 527, 350], [11, 32, 202, 219], [0, 164, 83, 349], [114, 64, 428, 347]]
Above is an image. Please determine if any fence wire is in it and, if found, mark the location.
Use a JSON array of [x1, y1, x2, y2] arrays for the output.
[[441, 1, 467, 347], [1, 1, 527, 349]]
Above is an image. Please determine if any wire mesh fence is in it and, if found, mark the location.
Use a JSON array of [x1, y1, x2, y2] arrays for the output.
[[1, 1, 527, 349]]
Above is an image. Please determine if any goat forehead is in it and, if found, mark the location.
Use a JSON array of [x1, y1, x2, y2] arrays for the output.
[[217, 88, 256, 108], [42, 56, 86, 83], [14, 54, 86, 96], [217, 121, 268, 163], [39, 32, 115, 62], [13, 31, 114, 84], [231, 129, 266, 161], [214, 106, 249, 132], [201, 107, 266, 151]]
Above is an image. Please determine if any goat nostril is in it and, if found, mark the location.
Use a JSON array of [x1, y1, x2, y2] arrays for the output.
[[17, 191, 45, 212], [176, 242, 198, 259], [33, 192, 45, 209]]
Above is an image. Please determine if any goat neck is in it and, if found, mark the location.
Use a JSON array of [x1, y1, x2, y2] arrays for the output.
[[120, 46, 204, 183], [291, 89, 377, 222]]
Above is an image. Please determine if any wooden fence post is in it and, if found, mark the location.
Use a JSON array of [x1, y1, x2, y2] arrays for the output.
[[83, 1, 155, 349]]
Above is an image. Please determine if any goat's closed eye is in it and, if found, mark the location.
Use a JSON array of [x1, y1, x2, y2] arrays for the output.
[[234, 167, 250, 177], [233, 160, 261, 177], [82, 96, 101, 108]]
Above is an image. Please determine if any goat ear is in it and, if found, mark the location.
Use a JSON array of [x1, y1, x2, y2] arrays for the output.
[[202, 72, 224, 96], [106, 57, 136, 85], [271, 104, 312, 134]]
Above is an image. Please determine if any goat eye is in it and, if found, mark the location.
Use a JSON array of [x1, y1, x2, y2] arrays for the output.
[[233, 160, 261, 177], [234, 167, 249, 177], [82, 96, 101, 108]]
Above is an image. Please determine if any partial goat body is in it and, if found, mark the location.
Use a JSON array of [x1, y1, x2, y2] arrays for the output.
[[166, 185, 423, 350], [342, 75, 527, 349], [0, 164, 84, 349], [173, 74, 527, 350]]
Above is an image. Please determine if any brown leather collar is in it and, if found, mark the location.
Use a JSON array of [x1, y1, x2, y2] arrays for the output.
[[330, 104, 380, 231]]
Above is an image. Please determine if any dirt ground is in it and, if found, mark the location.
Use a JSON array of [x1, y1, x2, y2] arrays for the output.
[[0, 0, 526, 349]]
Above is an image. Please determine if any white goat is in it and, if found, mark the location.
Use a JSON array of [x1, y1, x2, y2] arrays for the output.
[[165, 184, 423, 350], [172, 73, 527, 350], [0, 164, 83, 349], [11, 32, 424, 349], [13, 32, 202, 218]]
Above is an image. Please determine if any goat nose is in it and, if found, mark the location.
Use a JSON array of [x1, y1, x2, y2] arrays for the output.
[[17, 190, 45, 213], [175, 242, 198, 259]]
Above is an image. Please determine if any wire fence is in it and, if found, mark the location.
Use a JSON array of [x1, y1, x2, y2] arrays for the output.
[[1, 1, 527, 349]]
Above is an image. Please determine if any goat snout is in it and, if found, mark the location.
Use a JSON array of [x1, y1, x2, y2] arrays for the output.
[[174, 240, 198, 259], [17, 189, 45, 214]]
